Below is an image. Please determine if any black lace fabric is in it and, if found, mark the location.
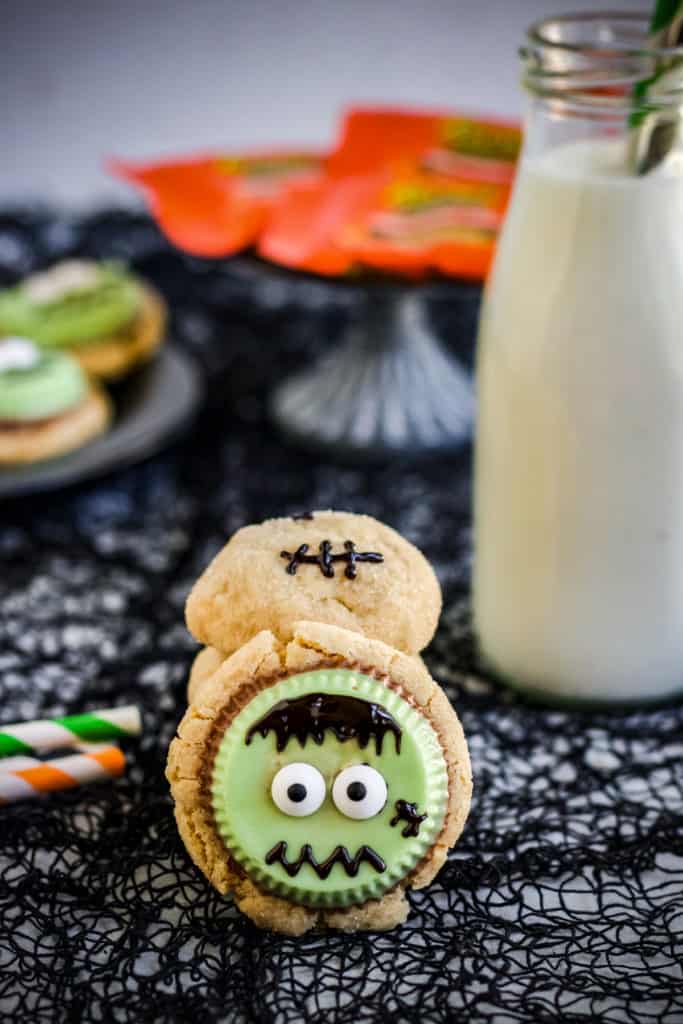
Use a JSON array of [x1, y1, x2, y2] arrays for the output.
[[0, 211, 681, 1023]]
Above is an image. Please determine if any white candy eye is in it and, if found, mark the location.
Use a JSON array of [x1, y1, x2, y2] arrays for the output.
[[332, 764, 388, 820], [271, 762, 326, 817]]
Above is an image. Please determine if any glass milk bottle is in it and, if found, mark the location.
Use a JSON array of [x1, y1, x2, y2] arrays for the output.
[[474, 11, 683, 703]]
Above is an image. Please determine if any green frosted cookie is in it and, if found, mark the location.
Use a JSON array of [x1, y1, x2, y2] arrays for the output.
[[0, 338, 87, 421], [211, 668, 449, 909], [169, 619, 472, 934], [0, 261, 141, 348]]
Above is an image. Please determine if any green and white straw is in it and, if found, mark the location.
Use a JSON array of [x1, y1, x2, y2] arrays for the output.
[[0, 705, 141, 759], [630, 0, 683, 173]]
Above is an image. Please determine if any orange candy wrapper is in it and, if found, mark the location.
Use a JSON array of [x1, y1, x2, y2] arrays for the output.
[[328, 107, 522, 185], [109, 151, 324, 258], [259, 107, 521, 279], [110, 107, 521, 279], [260, 167, 512, 280]]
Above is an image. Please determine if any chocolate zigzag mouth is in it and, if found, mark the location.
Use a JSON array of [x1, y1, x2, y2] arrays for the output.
[[265, 841, 386, 880]]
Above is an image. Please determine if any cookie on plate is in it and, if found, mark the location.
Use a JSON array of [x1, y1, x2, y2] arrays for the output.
[[0, 337, 110, 464], [0, 260, 166, 380], [186, 510, 442, 661], [167, 620, 471, 934]]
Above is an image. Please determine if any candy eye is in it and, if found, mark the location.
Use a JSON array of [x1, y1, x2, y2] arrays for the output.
[[332, 765, 388, 820], [271, 763, 326, 817]]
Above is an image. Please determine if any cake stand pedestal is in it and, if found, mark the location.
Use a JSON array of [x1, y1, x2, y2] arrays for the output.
[[269, 275, 478, 460]]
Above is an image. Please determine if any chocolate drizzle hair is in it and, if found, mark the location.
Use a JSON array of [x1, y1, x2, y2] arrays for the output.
[[390, 799, 428, 838], [266, 841, 386, 879], [245, 692, 402, 755]]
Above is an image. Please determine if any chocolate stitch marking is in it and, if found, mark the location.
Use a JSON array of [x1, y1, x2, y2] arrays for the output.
[[280, 540, 384, 579], [390, 799, 428, 838]]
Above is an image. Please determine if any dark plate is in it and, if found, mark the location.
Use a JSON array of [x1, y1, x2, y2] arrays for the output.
[[0, 344, 203, 499]]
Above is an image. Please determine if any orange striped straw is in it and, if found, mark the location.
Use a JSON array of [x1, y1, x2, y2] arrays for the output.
[[0, 746, 126, 804]]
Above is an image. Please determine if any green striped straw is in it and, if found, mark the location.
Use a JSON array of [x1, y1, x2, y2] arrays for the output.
[[630, 0, 683, 173], [0, 705, 141, 759]]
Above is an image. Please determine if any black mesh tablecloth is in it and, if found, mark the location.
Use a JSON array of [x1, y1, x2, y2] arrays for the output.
[[0, 211, 682, 1024]]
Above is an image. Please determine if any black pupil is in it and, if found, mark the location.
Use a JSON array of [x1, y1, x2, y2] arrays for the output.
[[287, 783, 307, 803], [347, 781, 367, 802]]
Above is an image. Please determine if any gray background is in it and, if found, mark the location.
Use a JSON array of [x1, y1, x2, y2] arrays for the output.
[[3, 0, 646, 207]]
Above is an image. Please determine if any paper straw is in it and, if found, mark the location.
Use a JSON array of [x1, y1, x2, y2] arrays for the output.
[[0, 746, 125, 804], [0, 706, 141, 759], [629, 0, 683, 173], [0, 743, 114, 772]]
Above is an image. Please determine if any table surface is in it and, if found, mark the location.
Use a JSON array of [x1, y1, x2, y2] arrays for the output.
[[0, 211, 681, 1024]]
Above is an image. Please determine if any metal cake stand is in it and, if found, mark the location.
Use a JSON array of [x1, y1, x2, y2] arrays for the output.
[[231, 257, 481, 461]]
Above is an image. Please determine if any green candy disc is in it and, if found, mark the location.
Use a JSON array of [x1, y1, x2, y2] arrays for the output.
[[211, 669, 449, 909], [0, 262, 141, 348], [0, 343, 86, 421]]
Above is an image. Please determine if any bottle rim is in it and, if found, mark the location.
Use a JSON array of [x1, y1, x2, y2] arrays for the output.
[[522, 10, 683, 114]]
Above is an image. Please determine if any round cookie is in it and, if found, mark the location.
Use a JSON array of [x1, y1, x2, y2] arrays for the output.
[[185, 511, 442, 659], [74, 284, 165, 380], [167, 620, 471, 935], [0, 338, 111, 464], [0, 260, 166, 380]]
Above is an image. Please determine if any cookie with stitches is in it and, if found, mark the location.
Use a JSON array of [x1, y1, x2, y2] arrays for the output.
[[185, 510, 442, 668]]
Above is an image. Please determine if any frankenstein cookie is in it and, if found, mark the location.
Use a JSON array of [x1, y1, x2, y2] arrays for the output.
[[167, 621, 471, 934], [0, 260, 166, 380], [186, 511, 442, 661], [0, 337, 110, 464]]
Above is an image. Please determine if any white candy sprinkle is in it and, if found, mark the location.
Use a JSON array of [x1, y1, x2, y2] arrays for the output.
[[0, 337, 41, 372], [24, 260, 102, 305]]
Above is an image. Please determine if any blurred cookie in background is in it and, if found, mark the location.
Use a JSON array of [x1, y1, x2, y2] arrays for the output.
[[0, 337, 111, 464], [0, 260, 166, 380]]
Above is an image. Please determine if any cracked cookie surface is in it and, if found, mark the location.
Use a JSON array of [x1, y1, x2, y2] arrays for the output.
[[185, 511, 442, 659], [187, 645, 227, 703]]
